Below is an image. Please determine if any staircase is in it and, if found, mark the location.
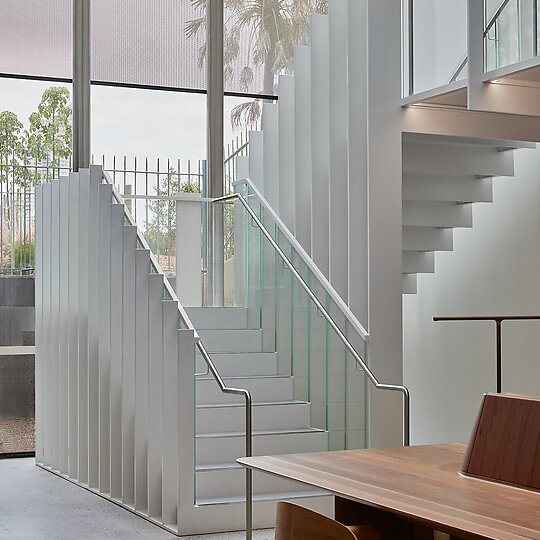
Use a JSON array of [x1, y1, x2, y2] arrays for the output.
[[401, 133, 536, 293], [189, 307, 328, 506]]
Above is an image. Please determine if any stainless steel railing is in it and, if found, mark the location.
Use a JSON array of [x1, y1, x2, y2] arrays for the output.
[[102, 170, 254, 540], [214, 191, 411, 448]]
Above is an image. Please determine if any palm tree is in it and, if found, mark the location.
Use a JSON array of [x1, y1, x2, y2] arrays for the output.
[[186, 0, 328, 128]]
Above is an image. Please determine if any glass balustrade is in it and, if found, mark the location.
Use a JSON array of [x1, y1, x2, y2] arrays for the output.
[[229, 182, 368, 450], [484, 0, 539, 72]]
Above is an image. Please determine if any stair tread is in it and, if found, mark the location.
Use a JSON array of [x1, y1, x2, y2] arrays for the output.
[[196, 427, 325, 439], [197, 400, 308, 409], [196, 489, 329, 506], [197, 375, 291, 381]]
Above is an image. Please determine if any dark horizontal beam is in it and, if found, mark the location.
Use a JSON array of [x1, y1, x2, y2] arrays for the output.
[[434, 316, 540, 322], [0, 72, 277, 101]]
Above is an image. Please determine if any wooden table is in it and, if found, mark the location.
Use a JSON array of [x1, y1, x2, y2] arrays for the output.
[[238, 443, 540, 540]]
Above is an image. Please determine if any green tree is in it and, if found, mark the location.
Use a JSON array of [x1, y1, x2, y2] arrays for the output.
[[29, 86, 72, 177], [145, 169, 201, 258], [0, 110, 24, 185], [186, 0, 328, 128]]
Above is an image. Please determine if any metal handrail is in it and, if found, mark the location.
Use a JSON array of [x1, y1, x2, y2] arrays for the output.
[[102, 169, 254, 540], [196, 341, 253, 539], [449, 0, 527, 83], [234, 177, 370, 342], [214, 192, 410, 448]]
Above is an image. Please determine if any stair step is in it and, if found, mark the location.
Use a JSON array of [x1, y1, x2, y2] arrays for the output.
[[196, 467, 316, 499], [402, 251, 434, 274], [196, 375, 293, 405], [195, 352, 278, 377], [196, 427, 328, 465], [403, 141, 515, 176], [196, 400, 310, 432], [198, 329, 263, 353], [403, 202, 473, 228], [402, 227, 453, 252], [196, 489, 329, 507], [187, 307, 248, 330], [403, 173, 493, 203]]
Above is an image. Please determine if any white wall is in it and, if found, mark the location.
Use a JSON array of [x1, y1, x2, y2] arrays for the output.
[[404, 146, 540, 445], [412, 0, 467, 93]]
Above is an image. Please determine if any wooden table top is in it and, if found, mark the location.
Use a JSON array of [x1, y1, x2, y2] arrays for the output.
[[238, 443, 540, 540]]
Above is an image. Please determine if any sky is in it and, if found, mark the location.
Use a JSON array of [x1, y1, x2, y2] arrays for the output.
[[0, 76, 251, 165]]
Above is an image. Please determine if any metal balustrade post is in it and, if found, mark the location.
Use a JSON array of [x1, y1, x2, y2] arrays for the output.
[[206, 0, 225, 306], [72, 0, 91, 172]]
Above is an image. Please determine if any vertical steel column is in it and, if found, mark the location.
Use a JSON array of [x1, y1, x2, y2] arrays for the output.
[[206, 0, 224, 306], [408, 0, 414, 96], [73, 0, 91, 172]]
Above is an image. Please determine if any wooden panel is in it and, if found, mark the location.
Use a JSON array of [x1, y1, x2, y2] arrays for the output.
[[239, 444, 540, 539], [462, 393, 540, 490]]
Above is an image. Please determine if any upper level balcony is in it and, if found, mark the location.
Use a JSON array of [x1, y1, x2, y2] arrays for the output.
[[402, 0, 540, 113]]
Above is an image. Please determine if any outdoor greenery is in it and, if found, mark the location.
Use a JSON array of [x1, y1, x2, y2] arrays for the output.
[[0, 86, 71, 270], [0, 86, 72, 186], [145, 169, 201, 258], [186, 0, 328, 127]]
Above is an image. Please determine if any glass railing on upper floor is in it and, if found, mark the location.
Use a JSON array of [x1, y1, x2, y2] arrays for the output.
[[404, 0, 468, 96], [404, 0, 539, 97], [484, 0, 539, 72]]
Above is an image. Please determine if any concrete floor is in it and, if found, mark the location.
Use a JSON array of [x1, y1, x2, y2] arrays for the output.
[[0, 458, 274, 540]]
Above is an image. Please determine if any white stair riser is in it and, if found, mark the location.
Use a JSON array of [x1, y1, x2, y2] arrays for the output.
[[403, 203, 473, 228], [186, 307, 248, 330], [196, 468, 310, 499], [196, 376, 293, 405], [196, 430, 328, 465], [195, 352, 278, 377], [402, 274, 417, 295], [403, 142, 514, 177], [198, 329, 263, 353], [196, 402, 310, 433], [403, 227, 453, 252], [403, 174, 493, 203], [402, 251, 435, 274]]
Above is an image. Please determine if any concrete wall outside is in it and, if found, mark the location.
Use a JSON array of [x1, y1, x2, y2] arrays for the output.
[[0, 276, 35, 418], [403, 147, 540, 445]]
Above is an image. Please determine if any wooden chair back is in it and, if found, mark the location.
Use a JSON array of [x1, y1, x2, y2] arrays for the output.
[[462, 393, 540, 490], [275, 501, 380, 540]]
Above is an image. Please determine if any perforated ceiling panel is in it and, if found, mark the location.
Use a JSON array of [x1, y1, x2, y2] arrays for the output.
[[0, 0, 269, 96], [0, 0, 73, 80]]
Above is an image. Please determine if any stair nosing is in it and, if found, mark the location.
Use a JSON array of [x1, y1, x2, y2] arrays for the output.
[[196, 427, 326, 439]]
